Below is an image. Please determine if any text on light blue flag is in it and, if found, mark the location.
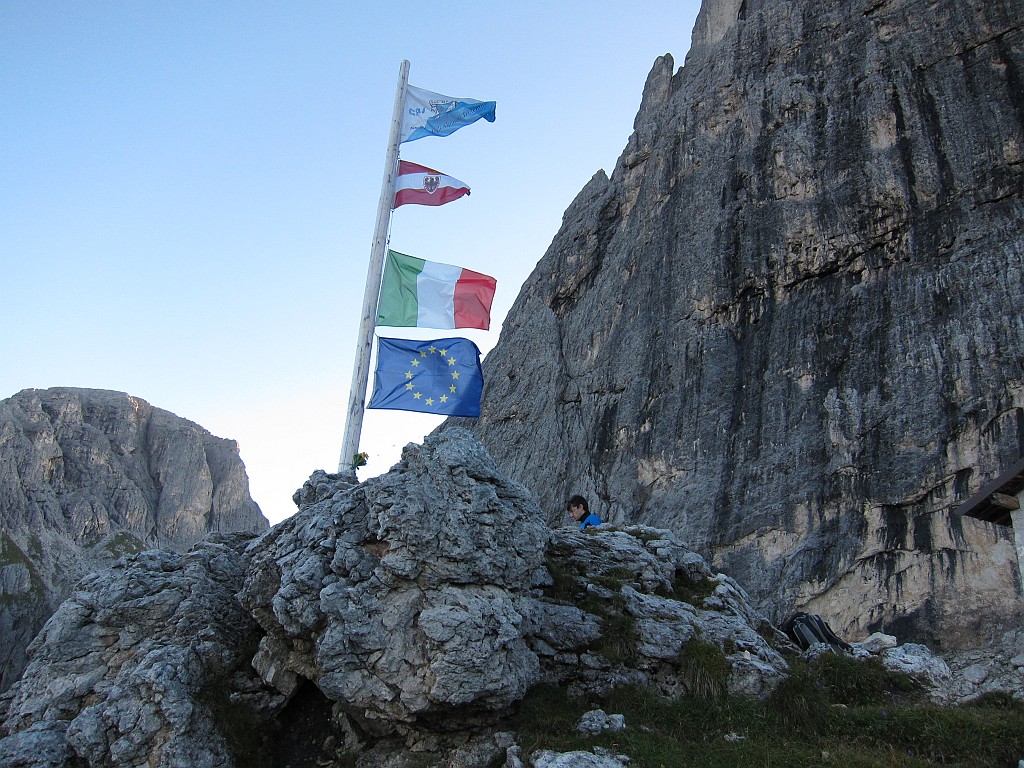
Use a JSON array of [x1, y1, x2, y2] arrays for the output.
[[400, 84, 496, 143], [367, 337, 483, 417]]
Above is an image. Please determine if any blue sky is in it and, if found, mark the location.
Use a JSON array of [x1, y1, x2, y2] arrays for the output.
[[2, 1, 701, 524]]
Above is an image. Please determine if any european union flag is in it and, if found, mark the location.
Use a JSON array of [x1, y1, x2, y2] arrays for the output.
[[367, 337, 483, 417]]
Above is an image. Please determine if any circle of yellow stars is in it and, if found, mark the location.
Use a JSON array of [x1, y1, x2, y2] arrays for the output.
[[403, 345, 462, 409]]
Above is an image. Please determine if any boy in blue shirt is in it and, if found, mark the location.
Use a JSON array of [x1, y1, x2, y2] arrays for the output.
[[566, 495, 603, 530]]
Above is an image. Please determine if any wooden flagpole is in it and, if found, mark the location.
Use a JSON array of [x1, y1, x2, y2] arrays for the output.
[[338, 59, 410, 475]]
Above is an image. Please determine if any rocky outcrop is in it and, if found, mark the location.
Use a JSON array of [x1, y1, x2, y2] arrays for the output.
[[444, 0, 1024, 648], [240, 430, 551, 730], [0, 429, 797, 768], [0, 387, 268, 691], [0, 535, 268, 768]]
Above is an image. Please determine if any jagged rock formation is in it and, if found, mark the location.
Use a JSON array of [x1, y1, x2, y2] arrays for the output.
[[0, 387, 268, 691], [445, 0, 1024, 648], [241, 431, 551, 728], [0, 430, 797, 768], [0, 535, 264, 768]]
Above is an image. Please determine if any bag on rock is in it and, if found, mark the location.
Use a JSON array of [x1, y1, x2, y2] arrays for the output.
[[781, 612, 852, 653]]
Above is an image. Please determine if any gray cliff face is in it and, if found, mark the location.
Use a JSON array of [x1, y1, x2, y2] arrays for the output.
[[446, 0, 1024, 647], [0, 387, 268, 691]]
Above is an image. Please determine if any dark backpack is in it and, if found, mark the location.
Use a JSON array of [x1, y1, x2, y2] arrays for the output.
[[781, 612, 852, 653]]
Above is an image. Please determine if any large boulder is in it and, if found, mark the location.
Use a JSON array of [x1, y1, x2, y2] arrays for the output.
[[240, 428, 551, 729]]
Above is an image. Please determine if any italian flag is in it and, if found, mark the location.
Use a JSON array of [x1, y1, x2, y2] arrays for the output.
[[377, 250, 496, 330]]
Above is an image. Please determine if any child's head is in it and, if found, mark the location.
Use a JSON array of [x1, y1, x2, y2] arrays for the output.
[[566, 495, 588, 520]]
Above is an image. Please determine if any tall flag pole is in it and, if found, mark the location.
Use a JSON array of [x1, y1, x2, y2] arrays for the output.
[[339, 59, 410, 474]]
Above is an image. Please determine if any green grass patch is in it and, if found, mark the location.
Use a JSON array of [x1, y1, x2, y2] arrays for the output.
[[838, 703, 1024, 765], [510, 684, 599, 757], [813, 653, 901, 706], [657, 569, 718, 606], [676, 639, 730, 703], [506, 657, 1024, 768], [104, 531, 145, 558], [765, 661, 834, 736], [964, 690, 1024, 712], [593, 611, 641, 665]]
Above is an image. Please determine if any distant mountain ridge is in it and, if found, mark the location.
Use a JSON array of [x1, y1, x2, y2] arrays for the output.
[[444, 0, 1024, 647], [0, 387, 268, 691]]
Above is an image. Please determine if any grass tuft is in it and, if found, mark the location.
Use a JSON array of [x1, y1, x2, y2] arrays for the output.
[[658, 569, 717, 605], [594, 611, 640, 665], [964, 690, 1024, 712], [813, 653, 901, 706], [765, 662, 833, 736], [677, 639, 730, 703]]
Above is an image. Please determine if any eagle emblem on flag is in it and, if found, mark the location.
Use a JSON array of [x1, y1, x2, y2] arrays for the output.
[[393, 161, 471, 208]]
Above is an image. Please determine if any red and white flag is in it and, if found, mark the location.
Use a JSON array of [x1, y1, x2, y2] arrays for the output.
[[393, 160, 470, 208]]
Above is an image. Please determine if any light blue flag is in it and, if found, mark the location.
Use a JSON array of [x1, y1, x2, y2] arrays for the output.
[[400, 84, 496, 143]]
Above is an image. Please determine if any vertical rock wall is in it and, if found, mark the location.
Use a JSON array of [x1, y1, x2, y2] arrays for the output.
[[449, 0, 1024, 648]]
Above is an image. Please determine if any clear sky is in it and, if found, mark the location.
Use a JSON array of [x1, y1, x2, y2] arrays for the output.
[[2, 1, 702, 524]]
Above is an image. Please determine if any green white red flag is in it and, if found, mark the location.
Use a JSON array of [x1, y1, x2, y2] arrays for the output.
[[377, 249, 496, 330]]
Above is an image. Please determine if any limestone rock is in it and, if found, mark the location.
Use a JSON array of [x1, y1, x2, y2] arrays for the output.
[[531, 749, 632, 768], [239, 428, 551, 729], [535, 525, 791, 700], [0, 387, 268, 691], [445, 0, 1024, 649], [576, 710, 626, 734], [854, 632, 899, 655], [0, 430, 796, 766], [882, 642, 953, 692], [941, 628, 1024, 703], [0, 534, 273, 768]]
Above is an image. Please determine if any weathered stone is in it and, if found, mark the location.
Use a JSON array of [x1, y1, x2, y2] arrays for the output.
[[942, 633, 1024, 702], [0, 534, 273, 768], [535, 524, 790, 699], [882, 642, 953, 696], [855, 632, 899, 654], [444, 0, 1024, 650], [0, 387, 267, 692], [0, 430, 803, 766], [239, 428, 551, 729], [961, 663, 990, 685], [531, 749, 632, 768], [576, 710, 626, 734]]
